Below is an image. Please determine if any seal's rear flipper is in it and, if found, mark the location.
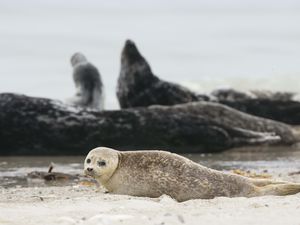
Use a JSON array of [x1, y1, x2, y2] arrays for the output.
[[229, 127, 281, 146], [258, 182, 300, 196]]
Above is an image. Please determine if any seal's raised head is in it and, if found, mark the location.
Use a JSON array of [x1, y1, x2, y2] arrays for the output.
[[84, 147, 119, 184], [71, 52, 88, 67], [121, 39, 144, 64]]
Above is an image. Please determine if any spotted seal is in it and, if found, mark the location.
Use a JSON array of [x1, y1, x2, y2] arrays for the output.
[[84, 147, 300, 202]]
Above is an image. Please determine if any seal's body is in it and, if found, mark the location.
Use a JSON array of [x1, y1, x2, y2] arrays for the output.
[[68, 53, 104, 110], [116, 40, 208, 109], [84, 147, 300, 202]]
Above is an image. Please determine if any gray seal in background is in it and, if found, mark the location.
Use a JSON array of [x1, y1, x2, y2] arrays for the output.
[[116, 40, 209, 109], [67, 52, 104, 110]]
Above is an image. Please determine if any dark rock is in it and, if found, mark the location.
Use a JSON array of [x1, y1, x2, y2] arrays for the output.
[[213, 89, 300, 125], [0, 93, 298, 155], [211, 89, 297, 102], [211, 89, 254, 101], [219, 99, 300, 125]]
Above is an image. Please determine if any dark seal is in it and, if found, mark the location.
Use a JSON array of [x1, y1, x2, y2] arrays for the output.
[[116, 40, 208, 109]]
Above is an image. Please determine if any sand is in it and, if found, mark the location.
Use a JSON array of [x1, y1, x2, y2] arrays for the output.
[[1, 152, 300, 225], [1, 183, 300, 225]]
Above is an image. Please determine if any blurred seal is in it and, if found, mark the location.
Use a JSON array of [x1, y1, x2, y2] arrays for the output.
[[67, 52, 104, 110], [116, 40, 208, 109]]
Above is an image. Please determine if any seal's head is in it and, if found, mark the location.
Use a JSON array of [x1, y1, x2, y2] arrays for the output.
[[84, 147, 119, 184], [121, 39, 144, 65], [71, 52, 88, 67]]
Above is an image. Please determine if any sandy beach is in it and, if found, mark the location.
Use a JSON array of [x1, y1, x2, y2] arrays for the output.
[[1, 171, 300, 225]]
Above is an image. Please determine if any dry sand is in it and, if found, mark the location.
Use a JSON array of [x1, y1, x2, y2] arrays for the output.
[[1, 180, 300, 225]]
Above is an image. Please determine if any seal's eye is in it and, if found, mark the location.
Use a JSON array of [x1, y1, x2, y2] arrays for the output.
[[86, 159, 91, 164], [97, 161, 106, 167]]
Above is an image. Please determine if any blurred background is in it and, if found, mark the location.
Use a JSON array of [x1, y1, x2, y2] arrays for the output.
[[0, 0, 300, 109]]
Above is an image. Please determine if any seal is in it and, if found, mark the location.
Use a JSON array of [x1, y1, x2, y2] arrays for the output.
[[116, 40, 208, 109], [68, 52, 104, 110], [84, 147, 300, 202]]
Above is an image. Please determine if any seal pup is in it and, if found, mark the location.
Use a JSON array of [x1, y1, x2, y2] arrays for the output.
[[84, 147, 300, 202], [117, 40, 208, 109], [68, 52, 104, 110]]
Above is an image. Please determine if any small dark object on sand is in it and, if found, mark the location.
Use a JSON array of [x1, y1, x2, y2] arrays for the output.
[[288, 171, 300, 176], [27, 163, 79, 181]]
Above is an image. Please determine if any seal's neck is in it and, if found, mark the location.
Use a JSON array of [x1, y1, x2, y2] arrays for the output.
[[97, 153, 122, 188]]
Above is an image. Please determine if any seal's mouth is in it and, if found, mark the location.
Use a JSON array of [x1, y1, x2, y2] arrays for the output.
[[84, 170, 95, 178]]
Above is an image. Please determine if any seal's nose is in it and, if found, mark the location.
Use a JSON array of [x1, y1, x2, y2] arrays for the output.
[[87, 167, 93, 172], [125, 39, 134, 46]]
